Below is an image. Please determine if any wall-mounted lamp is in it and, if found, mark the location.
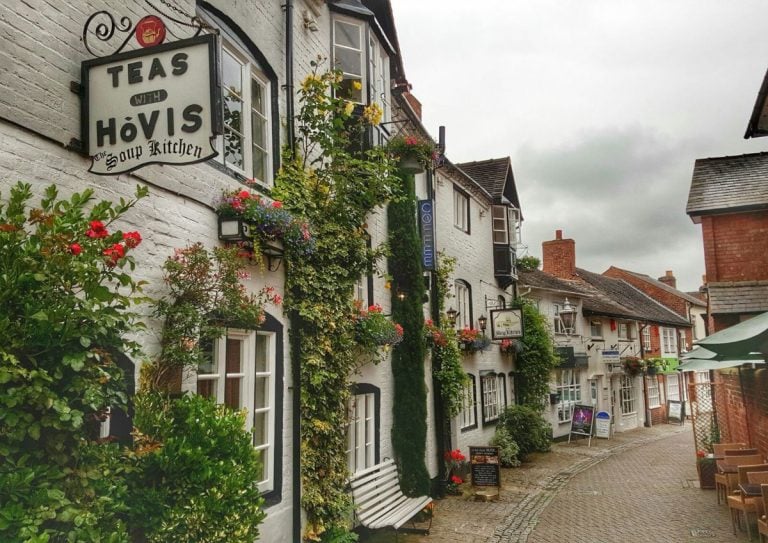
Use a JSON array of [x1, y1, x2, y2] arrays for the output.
[[446, 307, 459, 327], [396, 290, 406, 302], [558, 298, 577, 336], [478, 315, 488, 334], [261, 242, 284, 272], [218, 216, 250, 242]]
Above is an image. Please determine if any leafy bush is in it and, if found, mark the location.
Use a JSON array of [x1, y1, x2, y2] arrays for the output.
[[490, 426, 522, 468], [0, 182, 146, 542], [498, 405, 552, 461], [127, 392, 266, 543]]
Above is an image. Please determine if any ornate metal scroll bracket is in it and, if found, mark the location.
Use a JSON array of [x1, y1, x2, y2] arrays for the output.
[[82, 0, 212, 58]]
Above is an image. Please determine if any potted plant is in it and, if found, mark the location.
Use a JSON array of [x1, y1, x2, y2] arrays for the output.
[[457, 327, 490, 353], [622, 356, 644, 376], [645, 358, 663, 375], [386, 134, 437, 174], [499, 338, 518, 356], [696, 449, 716, 489], [353, 302, 404, 361]]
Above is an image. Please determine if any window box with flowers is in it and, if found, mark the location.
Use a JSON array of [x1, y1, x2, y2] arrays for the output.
[[499, 338, 519, 356], [386, 134, 437, 174], [457, 327, 491, 353], [214, 189, 315, 258]]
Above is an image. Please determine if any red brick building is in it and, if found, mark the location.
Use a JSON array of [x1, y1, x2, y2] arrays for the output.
[[603, 267, 707, 352]]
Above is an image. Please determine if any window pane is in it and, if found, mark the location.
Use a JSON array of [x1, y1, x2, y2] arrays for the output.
[[254, 376, 269, 409], [223, 52, 242, 93], [253, 411, 268, 446], [197, 340, 217, 374], [252, 111, 267, 149], [251, 78, 265, 114], [335, 47, 362, 76], [224, 129, 243, 170], [223, 89, 243, 132], [224, 376, 242, 409], [255, 335, 268, 373], [225, 339, 241, 373], [334, 20, 360, 49], [254, 447, 267, 482], [197, 378, 217, 400]]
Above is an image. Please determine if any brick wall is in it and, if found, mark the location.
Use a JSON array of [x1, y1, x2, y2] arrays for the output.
[[701, 212, 768, 283], [542, 229, 576, 279], [713, 368, 768, 459], [603, 266, 689, 318]]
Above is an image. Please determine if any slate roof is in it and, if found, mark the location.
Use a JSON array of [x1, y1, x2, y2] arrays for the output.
[[709, 281, 768, 314], [576, 269, 690, 326], [605, 267, 705, 307], [455, 158, 522, 213], [518, 269, 585, 296], [519, 269, 691, 327], [687, 152, 768, 219]]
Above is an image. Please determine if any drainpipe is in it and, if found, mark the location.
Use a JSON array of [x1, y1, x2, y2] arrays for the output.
[[283, 3, 300, 541], [639, 323, 651, 427]]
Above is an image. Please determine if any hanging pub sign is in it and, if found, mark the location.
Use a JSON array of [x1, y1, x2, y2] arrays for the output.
[[489, 308, 523, 340], [81, 33, 221, 175], [418, 200, 436, 271]]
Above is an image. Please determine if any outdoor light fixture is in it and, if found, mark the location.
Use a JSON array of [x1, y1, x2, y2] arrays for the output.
[[397, 290, 406, 302], [446, 307, 459, 327], [558, 298, 577, 336], [261, 242, 284, 272], [217, 216, 249, 242], [478, 315, 488, 334]]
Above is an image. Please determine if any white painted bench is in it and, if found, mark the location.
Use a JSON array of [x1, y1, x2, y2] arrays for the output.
[[349, 459, 433, 534]]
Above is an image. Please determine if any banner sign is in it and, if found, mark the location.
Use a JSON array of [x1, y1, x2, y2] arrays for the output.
[[490, 308, 523, 339], [418, 200, 436, 271], [82, 34, 221, 175]]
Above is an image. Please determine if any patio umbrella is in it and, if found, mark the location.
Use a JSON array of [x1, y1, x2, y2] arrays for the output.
[[681, 346, 764, 362], [694, 311, 768, 358], [677, 357, 764, 372]]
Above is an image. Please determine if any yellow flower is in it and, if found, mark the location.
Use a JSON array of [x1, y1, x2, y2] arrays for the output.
[[344, 101, 355, 116], [352, 79, 362, 91], [301, 73, 321, 91], [363, 103, 383, 125]]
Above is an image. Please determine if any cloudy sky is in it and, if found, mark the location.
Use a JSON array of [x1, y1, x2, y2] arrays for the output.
[[390, 0, 768, 292]]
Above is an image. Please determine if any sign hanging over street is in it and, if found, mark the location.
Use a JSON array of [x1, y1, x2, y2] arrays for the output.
[[418, 199, 436, 271], [490, 308, 523, 340], [82, 34, 221, 175]]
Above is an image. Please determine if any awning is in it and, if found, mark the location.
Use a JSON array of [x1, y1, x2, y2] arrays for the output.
[[695, 311, 768, 357], [681, 346, 764, 361], [677, 358, 764, 372]]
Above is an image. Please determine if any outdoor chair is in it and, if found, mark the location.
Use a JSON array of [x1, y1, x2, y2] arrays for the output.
[[749, 472, 768, 521], [714, 443, 749, 457], [716, 453, 764, 505], [758, 484, 768, 543], [727, 464, 768, 540]]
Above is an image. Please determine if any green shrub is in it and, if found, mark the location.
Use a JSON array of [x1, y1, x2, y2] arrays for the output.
[[127, 392, 266, 543], [490, 426, 521, 467], [498, 405, 552, 461]]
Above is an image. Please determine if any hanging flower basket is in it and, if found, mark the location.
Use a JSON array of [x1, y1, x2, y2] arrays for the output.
[[622, 356, 644, 376], [386, 134, 437, 174], [457, 328, 490, 353]]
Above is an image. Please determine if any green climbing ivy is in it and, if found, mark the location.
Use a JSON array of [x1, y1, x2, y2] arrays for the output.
[[515, 299, 559, 408], [272, 61, 400, 541], [387, 171, 430, 496]]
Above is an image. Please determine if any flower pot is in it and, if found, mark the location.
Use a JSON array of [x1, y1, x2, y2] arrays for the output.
[[399, 155, 425, 174], [697, 459, 716, 489]]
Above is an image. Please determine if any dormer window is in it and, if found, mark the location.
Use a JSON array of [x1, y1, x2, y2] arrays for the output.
[[492, 205, 509, 244]]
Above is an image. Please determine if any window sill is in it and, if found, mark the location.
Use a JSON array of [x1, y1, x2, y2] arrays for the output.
[[206, 159, 274, 196], [460, 423, 478, 433], [453, 224, 469, 234]]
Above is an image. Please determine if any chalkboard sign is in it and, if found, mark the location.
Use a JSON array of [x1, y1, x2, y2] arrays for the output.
[[469, 446, 501, 488], [667, 400, 685, 425]]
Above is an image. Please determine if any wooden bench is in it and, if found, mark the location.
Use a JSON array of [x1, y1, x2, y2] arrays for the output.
[[349, 459, 433, 535]]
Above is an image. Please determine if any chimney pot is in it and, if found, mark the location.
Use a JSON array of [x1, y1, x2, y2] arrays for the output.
[[555, 229, 562, 240]]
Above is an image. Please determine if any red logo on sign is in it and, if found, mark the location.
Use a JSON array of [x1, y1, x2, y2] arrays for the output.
[[135, 16, 166, 48]]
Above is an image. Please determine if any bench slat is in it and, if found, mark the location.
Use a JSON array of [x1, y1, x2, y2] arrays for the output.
[[349, 460, 433, 532]]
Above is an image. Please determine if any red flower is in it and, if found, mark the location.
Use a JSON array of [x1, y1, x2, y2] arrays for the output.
[[69, 243, 82, 256], [273, 294, 282, 305], [122, 231, 142, 248], [272, 200, 283, 209], [368, 304, 383, 314], [696, 450, 706, 458], [450, 475, 462, 485], [103, 243, 125, 267], [86, 220, 108, 239], [395, 324, 404, 336], [238, 190, 250, 199]]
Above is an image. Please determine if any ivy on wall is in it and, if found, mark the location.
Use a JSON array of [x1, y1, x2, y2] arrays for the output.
[[387, 171, 430, 496], [272, 63, 400, 541], [515, 300, 560, 407]]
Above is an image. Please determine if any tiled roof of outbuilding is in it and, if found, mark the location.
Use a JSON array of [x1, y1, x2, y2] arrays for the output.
[[605, 267, 705, 307], [576, 269, 691, 327], [518, 269, 585, 296], [708, 281, 768, 314], [687, 152, 768, 218]]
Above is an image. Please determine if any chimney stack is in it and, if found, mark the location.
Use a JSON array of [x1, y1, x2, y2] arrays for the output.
[[658, 270, 677, 289], [542, 229, 576, 279]]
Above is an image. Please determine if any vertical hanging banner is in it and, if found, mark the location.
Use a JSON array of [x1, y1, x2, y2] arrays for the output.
[[418, 199, 436, 271], [82, 33, 221, 175]]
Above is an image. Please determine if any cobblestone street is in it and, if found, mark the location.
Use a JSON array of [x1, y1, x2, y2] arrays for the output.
[[362, 424, 749, 543]]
